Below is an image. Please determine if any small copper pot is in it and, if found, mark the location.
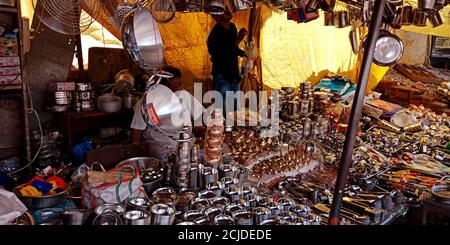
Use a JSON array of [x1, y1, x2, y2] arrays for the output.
[[324, 11, 335, 26]]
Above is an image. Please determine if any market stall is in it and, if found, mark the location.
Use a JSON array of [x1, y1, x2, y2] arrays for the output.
[[0, 0, 449, 226]]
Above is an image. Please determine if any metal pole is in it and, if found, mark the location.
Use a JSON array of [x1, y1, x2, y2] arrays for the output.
[[328, 0, 386, 225]]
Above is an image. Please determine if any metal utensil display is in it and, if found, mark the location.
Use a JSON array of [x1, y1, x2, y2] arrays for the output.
[[121, 1, 164, 71]]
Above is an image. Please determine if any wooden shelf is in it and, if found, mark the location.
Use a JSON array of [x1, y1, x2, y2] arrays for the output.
[[0, 6, 18, 13], [0, 84, 22, 91]]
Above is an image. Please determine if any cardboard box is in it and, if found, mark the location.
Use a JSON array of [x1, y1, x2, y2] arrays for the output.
[[0, 56, 20, 66], [0, 66, 20, 75], [0, 74, 22, 85], [48, 82, 76, 92]]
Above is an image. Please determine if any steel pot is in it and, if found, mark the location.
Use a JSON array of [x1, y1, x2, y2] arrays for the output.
[[97, 94, 123, 113], [190, 197, 211, 212], [205, 206, 224, 220], [214, 214, 235, 225], [219, 164, 238, 179], [118, 157, 164, 195], [177, 189, 198, 211], [121, 4, 164, 71], [75, 83, 93, 91], [123, 94, 139, 109], [194, 216, 212, 225], [230, 0, 252, 12], [225, 186, 243, 202], [413, 9, 428, 26], [210, 196, 230, 208], [335, 11, 350, 28], [152, 187, 179, 207], [92, 212, 123, 225], [198, 190, 217, 200], [183, 210, 204, 222], [221, 177, 240, 188], [177, 221, 196, 225], [400, 6, 414, 25], [391, 7, 402, 29], [95, 203, 125, 216], [207, 181, 224, 196], [200, 167, 219, 189], [150, 203, 176, 225], [225, 203, 246, 215], [123, 210, 151, 225], [126, 197, 152, 211], [186, 0, 203, 12], [60, 209, 91, 225], [232, 210, 254, 225]]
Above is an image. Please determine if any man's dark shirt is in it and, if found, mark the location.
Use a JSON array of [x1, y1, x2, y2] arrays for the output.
[[207, 22, 245, 83]]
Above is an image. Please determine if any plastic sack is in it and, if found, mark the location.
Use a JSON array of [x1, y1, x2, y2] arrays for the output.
[[81, 163, 146, 210], [0, 188, 27, 225]]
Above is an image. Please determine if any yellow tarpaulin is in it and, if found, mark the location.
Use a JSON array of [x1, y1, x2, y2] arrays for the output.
[[20, 2, 443, 92]]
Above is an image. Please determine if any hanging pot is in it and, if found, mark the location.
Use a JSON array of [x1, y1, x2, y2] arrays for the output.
[[428, 9, 444, 27], [417, 0, 436, 10], [121, 3, 164, 71], [400, 5, 414, 25], [324, 11, 335, 26], [413, 9, 428, 26], [203, 0, 226, 15], [186, 0, 203, 12], [335, 11, 350, 28], [230, 0, 253, 12]]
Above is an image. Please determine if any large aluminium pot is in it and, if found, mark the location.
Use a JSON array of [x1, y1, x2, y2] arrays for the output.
[[121, 3, 164, 71], [97, 94, 123, 113]]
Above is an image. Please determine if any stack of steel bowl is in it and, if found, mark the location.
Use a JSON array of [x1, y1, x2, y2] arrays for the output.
[[74, 83, 95, 112]]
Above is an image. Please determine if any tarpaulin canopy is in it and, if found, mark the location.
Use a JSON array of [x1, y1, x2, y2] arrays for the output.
[[20, 1, 447, 92]]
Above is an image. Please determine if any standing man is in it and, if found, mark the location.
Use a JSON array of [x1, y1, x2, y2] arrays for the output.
[[207, 8, 248, 115]]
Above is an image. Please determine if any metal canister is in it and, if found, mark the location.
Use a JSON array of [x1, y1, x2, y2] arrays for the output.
[[221, 177, 240, 189], [190, 198, 210, 212], [189, 164, 199, 188], [232, 210, 254, 225], [219, 163, 238, 179], [253, 207, 271, 224], [207, 181, 224, 197], [200, 167, 219, 189], [123, 210, 151, 225], [225, 187, 243, 202], [205, 206, 224, 220], [214, 214, 235, 225]]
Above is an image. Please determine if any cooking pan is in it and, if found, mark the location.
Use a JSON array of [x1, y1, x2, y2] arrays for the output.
[[121, 1, 164, 71]]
